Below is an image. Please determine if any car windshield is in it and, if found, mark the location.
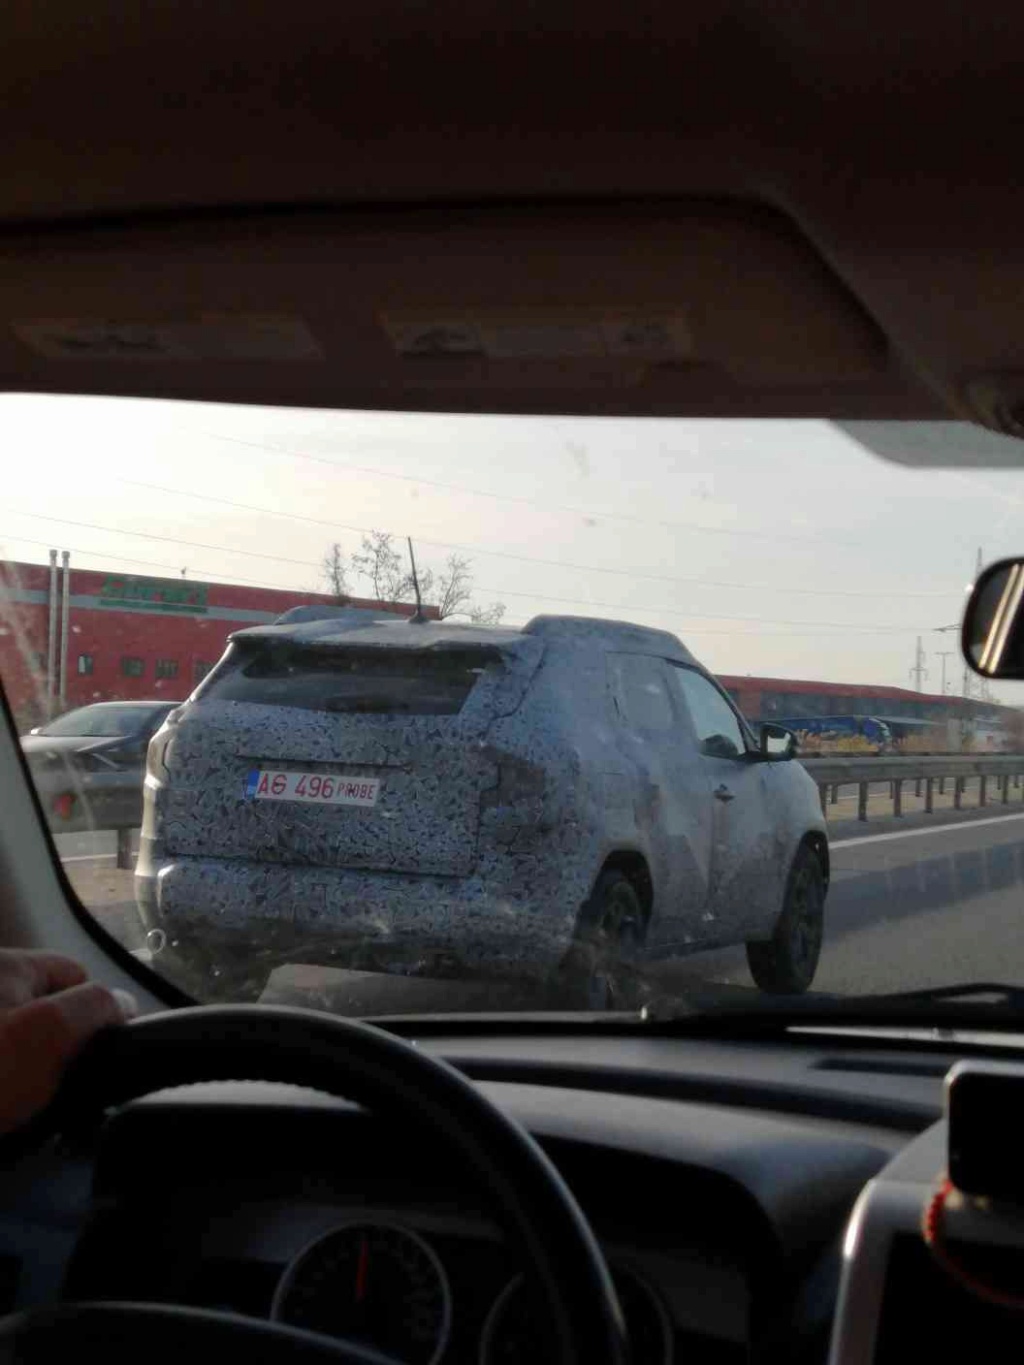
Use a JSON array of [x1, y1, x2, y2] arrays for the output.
[[34, 703, 163, 738], [4, 394, 1024, 1019]]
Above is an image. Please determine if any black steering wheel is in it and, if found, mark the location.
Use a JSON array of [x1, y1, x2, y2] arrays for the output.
[[0, 1006, 628, 1365]]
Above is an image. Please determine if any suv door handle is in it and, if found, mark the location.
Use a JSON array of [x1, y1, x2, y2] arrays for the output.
[[713, 785, 735, 803]]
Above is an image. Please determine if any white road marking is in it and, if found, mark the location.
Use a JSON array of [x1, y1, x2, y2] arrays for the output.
[[61, 853, 116, 863], [832, 810, 1024, 850]]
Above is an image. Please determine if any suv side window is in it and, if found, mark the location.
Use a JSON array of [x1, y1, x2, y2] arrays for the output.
[[670, 666, 747, 759], [608, 654, 675, 732]]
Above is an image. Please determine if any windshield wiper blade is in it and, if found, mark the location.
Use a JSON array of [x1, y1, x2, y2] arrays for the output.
[[862, 981, 1024, 1010], [637, 981, 1024, 1034]]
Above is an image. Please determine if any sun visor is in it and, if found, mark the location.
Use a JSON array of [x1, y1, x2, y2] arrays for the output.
[[836, 420, 1024, 468], [0, 202, 923, 417]]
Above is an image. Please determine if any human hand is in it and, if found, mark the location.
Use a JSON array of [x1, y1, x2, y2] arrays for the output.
[[0, 950, 136, 1135]]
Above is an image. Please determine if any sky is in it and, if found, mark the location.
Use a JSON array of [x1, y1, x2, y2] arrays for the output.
[[3, 393, 1024, 699]]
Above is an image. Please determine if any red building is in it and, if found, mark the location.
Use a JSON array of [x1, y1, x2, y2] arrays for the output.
[[718, 674, 1020, 750], [718, 675, 956, 723], [0, 556, 424, 733]]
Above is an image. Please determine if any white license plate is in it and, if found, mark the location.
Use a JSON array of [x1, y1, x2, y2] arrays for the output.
[[245, 769, 380, 808]]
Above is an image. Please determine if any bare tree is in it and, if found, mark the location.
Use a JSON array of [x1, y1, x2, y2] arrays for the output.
[[416, 550, 506, 622], [330, 531, 506, 623], [467, 601, 507, 626], [320, 543, 350, 601], [431, 554, 473, 619], [351, 531, 410, 604]]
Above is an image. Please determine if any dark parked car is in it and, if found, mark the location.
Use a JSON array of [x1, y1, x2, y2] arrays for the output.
[[22, 701, 181, 833]]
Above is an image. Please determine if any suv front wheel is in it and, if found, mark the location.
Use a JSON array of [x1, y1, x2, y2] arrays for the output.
[[745, 843, 825, 994]]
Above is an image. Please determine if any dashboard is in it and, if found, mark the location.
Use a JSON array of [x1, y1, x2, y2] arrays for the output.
[[67, 1196, 705, 1365], [0, 1025, 1001, 1364], [60, 1086, 765, 1365]]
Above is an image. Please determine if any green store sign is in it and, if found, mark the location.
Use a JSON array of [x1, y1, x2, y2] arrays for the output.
[[99, 574, 209, 614]]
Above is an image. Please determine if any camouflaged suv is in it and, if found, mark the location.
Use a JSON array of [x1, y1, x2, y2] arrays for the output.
[[136, 610, 828, 1003]]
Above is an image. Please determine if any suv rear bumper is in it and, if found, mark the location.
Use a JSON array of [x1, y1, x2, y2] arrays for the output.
[[135, 841, 582, 983]]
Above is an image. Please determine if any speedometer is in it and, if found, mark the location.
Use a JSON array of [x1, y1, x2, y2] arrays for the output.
[[479, 1265, 672, 1365], [272, 1221, 452, 1365]]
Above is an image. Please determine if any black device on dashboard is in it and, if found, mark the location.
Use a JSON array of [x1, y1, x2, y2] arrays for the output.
[[946, 1061, 1024, 1202]]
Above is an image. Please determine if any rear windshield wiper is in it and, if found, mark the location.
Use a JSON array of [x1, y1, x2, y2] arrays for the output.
[[324, 696, 412, 713]]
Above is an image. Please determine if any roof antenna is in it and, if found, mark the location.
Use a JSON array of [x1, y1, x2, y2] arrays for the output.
[[407, 537, 427, 624]]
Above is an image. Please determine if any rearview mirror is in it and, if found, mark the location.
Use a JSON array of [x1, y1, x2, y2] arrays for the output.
[[759, 722, 796, 761], [963, 558, 1024, 678]]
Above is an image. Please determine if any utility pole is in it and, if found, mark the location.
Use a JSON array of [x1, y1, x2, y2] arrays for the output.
[[936, 649, 954, 695], [58, 550, 70, 713], [934, 548, 984, 749], [958, 547, 984, 750], [46, 549, 59, 718], [909, 635, 928, 692], [963, 546, 983, 700]]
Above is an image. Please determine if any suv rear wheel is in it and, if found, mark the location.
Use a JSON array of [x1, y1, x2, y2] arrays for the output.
[[562, 870, 646, 1010], [746, 844, 825, 994]]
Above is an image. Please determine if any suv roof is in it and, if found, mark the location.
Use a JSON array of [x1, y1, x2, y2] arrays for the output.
[[231, 611, 699, 665], [524, 615, 697, 662]]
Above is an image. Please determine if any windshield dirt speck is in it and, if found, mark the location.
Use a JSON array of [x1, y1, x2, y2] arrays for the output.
[[4, 396, 1024, 1018]]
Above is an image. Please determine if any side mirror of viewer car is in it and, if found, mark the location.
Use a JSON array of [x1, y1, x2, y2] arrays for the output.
[[759, 723, 797, 761], [963, 558, 1024, 679]]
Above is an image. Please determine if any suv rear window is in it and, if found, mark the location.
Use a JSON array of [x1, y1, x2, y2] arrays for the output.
[[202, 643, 495, 716]]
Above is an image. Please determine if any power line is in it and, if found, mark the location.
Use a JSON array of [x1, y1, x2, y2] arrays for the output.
[[5, 509, 928, 634], [198, 428, 849, 551], [0, 532, 307, 593], [6, 509, 320, 572], [120, 475, 951, 601], [464, 580, 922, 633], [1, 531, 925, 642]]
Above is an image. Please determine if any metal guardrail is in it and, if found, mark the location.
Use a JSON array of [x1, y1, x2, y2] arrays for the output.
[[801, 754, 1024, 822], [31, 766, 143, 868], [45, 755, 1024, 862]]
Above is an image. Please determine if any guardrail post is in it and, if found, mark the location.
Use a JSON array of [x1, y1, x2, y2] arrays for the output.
[[801, 757, 1024, 826], [115, 828, 133, 871]]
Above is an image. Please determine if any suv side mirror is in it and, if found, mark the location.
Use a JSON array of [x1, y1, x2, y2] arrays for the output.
[[963, 557, 1024, 678], [759, 722, 796, 761]]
